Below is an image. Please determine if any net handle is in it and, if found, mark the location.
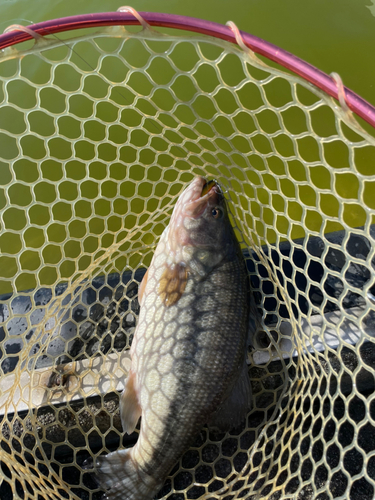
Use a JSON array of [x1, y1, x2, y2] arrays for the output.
[[0, 11, 374, 129]]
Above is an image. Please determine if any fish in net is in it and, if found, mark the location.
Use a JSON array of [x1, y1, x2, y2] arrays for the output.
[[0, 7, 375, 500]]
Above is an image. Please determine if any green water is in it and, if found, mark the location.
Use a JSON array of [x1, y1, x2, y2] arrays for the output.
[[0, 0, 375, 295], [1, 0, 374, 108]]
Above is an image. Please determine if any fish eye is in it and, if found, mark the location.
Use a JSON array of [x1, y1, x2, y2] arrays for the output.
[[211, 207, 223, 219]]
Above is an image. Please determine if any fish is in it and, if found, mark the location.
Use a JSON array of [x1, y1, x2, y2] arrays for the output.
[[96, 176, 251, 499]]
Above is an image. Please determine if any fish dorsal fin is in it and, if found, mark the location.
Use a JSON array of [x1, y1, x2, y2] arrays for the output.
[[138, 268, 149, 305], [158, 262, 188, 307]]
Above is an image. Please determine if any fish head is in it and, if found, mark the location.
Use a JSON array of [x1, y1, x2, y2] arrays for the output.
[[167, 176, 239, 275]]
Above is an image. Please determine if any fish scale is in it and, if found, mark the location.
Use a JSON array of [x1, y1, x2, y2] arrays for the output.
[[97, 177, 251, 499]]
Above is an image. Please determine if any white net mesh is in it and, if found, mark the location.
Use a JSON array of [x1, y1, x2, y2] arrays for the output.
[[0, 21, 375, 500]]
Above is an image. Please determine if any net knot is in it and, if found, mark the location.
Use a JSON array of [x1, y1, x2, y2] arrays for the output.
[[226, 21, 266, 67], [3, 24, 51, 48], [331, 72, 358, 127], [117, 6, 152, 31], [331, 72, 350, 114]]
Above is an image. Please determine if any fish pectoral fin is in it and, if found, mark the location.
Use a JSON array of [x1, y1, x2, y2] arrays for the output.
[[120, 370, 142, 434], [138, 268, 149, 305], [158, 262, 188, 307], [208, 360, 252, 431]]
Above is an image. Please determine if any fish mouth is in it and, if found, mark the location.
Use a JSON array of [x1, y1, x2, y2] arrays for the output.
[[201, 179, 217, 197], [182, 177, 223, 218], [200, 178, 223, 199]]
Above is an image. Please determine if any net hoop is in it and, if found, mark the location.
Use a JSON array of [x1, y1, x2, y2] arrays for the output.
[[0, 11, 374, 129]]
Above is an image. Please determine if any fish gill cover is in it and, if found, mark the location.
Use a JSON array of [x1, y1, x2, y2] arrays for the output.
[[0, 10, 375, 500]]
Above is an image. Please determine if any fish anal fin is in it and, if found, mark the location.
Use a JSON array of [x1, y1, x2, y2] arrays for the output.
[[158, 262, 188, 307], [138, 268, 149, 305], [120, 370, 142, 435], [208, 361, 252, 431]]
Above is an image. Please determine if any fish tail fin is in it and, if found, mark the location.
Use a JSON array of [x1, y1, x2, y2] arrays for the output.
[[96, 449, 160, 500]]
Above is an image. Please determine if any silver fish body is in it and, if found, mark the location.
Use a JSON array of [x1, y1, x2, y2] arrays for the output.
[[97, 177, 251, 499]]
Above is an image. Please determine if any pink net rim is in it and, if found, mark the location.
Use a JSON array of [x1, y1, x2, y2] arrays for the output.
[[0, 11, 374, 129]]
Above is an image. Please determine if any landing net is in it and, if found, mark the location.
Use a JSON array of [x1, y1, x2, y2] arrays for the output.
[[0, 9, 375, 500]]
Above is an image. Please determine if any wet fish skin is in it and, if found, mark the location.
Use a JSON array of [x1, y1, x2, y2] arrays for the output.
[[96, 176, 251, 499]]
